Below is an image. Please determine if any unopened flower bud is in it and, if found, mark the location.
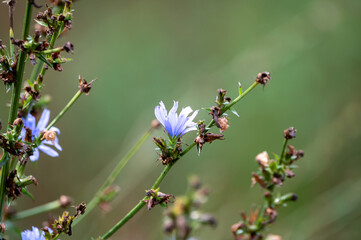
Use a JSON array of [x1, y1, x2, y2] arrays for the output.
[[59, 195, 73, 208]]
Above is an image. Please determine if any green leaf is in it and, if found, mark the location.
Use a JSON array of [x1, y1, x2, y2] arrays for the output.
[[0, 153, 10, 168], [34, 19, 49, 27], [36, 54, 53, 68], [6, 83, 12, 93], [272, 153, 280, 160], [230, 108, 239, 117], [22, 188, 34, 200]]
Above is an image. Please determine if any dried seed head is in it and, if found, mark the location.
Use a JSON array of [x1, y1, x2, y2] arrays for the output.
[[59, 195, 73, 208], [78, 75, 95, 95], [283, 127, 297, 139], [75, 202, 86, 217], [63, 42, 74, 53], [41, 130, 56, 143], [256, 72, 271, 85], [255, 151, 269, 167], [217, 117, 229, 133]]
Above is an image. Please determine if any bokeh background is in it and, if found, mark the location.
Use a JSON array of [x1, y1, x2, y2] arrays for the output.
[[1, 0, 361, 239]]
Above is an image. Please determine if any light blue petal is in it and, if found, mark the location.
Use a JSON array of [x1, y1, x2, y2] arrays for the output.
[[36, 109, 50, 132], [38, 145, 59, 157], [50, 126, 61, 134], [24, 114, 36, 132], [154, 106, 166, 126], [30, 148, 40, 162]]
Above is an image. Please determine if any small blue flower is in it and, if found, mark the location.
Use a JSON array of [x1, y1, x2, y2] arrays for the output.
[[21, 109, 62, 161], [154, 101, 199, 138], [21, 226, 45, 240]]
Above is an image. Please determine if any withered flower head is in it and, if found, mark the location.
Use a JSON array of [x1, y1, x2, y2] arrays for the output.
[[144, 189, 174, 210], [217, 117, 229, 133], [75, 202, 86, 217], [41, 130, 57, 143], [13, 118, 24, 127], [283, 127, 296, 139], [255, 151, 269, 167], [78, 75, 95, 95], [256, 72, 271, 85], [63, 42, 74, 53]]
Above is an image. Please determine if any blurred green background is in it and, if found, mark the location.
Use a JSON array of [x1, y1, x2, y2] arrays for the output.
[[1, 0, 361, 239]]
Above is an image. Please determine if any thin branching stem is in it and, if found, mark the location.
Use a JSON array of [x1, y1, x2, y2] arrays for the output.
[[72, 127, 155, 227], [45, 90, 82, 131], [10, 199, 62, 221], [100, 81, 260, 239]]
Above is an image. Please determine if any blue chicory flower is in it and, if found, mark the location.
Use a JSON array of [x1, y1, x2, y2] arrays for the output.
[[154, 101, 199, 138], [21, 226, 46, 240], [21, 109, 62, 161]]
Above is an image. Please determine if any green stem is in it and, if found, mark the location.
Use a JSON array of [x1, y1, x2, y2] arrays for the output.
[[10, 199, 61, 220], [45, 90, 82, 131], [7, 1, 33, 125], [222, 81, 259, 112], [39, 47, 63, 55], [0, 153, 10, 221], [100, 81, 260, 239], [72, 127, 155, 227], [279, 138, 288, 165], [1, 1, 33, 223], [102, 165, 174, 239]]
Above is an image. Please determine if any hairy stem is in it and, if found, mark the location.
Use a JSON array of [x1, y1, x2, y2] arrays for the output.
[[100, 81, 260, 239]]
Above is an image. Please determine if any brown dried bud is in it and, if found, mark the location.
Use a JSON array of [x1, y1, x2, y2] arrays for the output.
[[217, 117, 229, 133], [283, 127, 296, 139], [78, 75, 95, 95], [29, 52, 36, 65], [255, 151, 269, 167], [151, 119, 161, 129], [59, 195, 73, 208], [256, 72, 271, 85], [231, 222, 245, 239], [13, 118, 24, 127], [285, 167, 295, 178], [75, 202, 86, 217], [41, 130, 56, 143], [265, 207, 278, 224], [204, 133, 224, 143], [63, 42, 74, 53], [24, 127, 33, 142], [251, 173, 267, 188]]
